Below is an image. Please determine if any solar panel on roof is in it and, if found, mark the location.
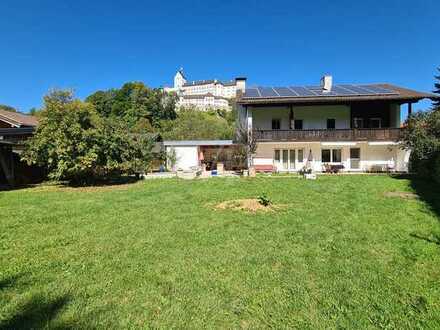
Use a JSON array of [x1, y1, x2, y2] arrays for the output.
[[273, 87, 297, 97], [244, 88, 259, 98], [359, 85, 397, 95], [306, 86, 339, 96], [258, 87, 278, 97], [289, 86, 315, 96], [243, 84, 399, 99], [331, 85, 359, 95], [338, 84, 374, 95]]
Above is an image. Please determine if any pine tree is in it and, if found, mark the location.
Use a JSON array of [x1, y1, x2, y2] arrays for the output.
[[434, 67, 440, 109]]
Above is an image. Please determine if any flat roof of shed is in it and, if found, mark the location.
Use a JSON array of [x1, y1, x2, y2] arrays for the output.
[[163, 140, 234, 146]]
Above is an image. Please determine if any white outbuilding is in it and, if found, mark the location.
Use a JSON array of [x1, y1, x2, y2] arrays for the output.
[[163, 140, 234, 171]]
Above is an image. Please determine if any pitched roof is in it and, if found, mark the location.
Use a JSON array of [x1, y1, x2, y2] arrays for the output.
[[0, 109, 38, 127], [237, 83, 438, 105]]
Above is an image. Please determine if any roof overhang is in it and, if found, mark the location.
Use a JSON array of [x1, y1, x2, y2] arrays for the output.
[[238, 95, 431, 106], [237, 84, 436, 106]]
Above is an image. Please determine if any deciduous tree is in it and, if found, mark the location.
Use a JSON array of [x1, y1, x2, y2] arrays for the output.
[[22, 89, 155, 183]]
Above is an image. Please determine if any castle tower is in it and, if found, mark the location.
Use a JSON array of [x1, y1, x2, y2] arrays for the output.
[[174, 68, 187, 88]]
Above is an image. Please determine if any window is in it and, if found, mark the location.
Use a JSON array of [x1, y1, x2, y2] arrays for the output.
[[327, 118, 336, 129], [322, 149, 331, 163], [370, 118, 382, 128], [289, 149, 296, 169], [274, 149, 300, 170], [282, 150, 289, 169], [294, 119, 303, 130], [353, 118, 363, 128], [272, 119, 281, 130], [322, 149, 342, 163], [297, 149, 304, 162], [333, 149, 342, 163]]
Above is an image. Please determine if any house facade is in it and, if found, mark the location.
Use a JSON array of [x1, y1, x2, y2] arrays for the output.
[[236, 76, 435, 173], [164, 69, 244, 110], [0, 110, 39, 185]]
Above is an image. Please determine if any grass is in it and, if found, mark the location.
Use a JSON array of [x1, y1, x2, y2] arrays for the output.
[[1, 175, 440, 329]]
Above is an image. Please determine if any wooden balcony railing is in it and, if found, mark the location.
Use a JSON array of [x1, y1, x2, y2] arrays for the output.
[[253, 128, 403, 142]]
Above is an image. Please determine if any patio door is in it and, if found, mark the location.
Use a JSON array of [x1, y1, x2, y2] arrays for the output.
[[274, 149, 297, 170], [350, 148, 361, 169]]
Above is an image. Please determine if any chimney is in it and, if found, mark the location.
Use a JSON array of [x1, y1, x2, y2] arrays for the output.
[[321, 75, 333, 92], [235, 77, 247, 94]]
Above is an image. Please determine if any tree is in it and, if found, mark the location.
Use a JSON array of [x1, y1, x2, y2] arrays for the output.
[[85, 82, 177, 130], [401, 110, 440, 181], [160, 108, 234, 140], [235, 122, 257, 168], [0, 104, 17, 112], [434, 67, 440, 109], [22, 89, 155, 183], [28, 107, 41, 116]]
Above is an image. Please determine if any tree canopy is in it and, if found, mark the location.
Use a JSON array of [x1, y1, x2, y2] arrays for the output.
[[402, 109, 440, 182], [22, 90, 155, 183], [159, 108, 235, 141], [0, 104, 17, 112], [434, 67, 440, 109], [85, 82, 177, 129]]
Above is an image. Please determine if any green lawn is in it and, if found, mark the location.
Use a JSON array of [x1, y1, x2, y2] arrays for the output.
[[1, 175, 440, 329]]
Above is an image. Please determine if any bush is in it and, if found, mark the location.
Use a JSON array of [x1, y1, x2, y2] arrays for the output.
[[258, 193, 272, 207], [402, 110, 440, 181], [433, 152, 440, 184]]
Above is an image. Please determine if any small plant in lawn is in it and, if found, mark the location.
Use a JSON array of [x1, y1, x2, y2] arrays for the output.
[[258, 193, 271, 207]]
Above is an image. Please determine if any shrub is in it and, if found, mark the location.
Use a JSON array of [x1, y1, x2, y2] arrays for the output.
[[258, 193, 272, 207]]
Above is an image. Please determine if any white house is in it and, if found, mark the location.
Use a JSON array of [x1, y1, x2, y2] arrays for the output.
[[164, 69, 245, 110], [236, 75, 436, 173]]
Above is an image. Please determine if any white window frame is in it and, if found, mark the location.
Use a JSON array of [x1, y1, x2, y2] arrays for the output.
[[274, 149, 304, 171], [349, 148, 361, 170], [321, 148, 342, 164]]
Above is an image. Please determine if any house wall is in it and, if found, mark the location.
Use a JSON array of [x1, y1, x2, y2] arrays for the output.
[[166, 146, 199, 171], [247, 102, 401, 130], [251, 105, 351, 130], [254, 142, 408, 172]]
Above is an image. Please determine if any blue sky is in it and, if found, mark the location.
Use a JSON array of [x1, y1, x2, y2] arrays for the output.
[[0, 0, 438, 113]]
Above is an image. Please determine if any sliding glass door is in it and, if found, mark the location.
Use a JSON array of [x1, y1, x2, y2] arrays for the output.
[[274, 149, 304, 171]]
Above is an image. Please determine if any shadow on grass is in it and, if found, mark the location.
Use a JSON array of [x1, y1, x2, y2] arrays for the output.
[[409, 233, 440, 246], [0, 175, 143, 192], [409, 177, 440, 220], [66, 175, 142, 188], [0, 273, 22, 291], [0, 294, 73, 330], [390, 174, 440, 219], [391, 174, 440, 247]]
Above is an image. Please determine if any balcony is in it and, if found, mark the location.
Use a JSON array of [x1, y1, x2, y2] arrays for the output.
[[253, 128, 403, 142]]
